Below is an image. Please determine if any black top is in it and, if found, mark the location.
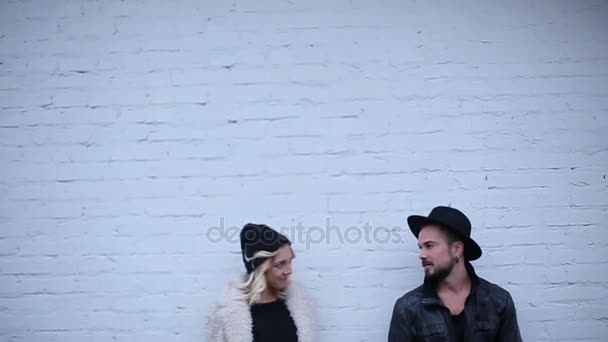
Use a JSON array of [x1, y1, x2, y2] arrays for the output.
[[451, 310, 466, 342], [251, 299, 298, 342]]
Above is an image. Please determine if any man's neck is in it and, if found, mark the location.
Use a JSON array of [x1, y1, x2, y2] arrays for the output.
[[437, 263, 471, 295], [436, 263, 471, 315]]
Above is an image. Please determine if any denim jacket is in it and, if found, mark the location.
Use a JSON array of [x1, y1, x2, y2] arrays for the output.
[[388, 262, 522, 342]]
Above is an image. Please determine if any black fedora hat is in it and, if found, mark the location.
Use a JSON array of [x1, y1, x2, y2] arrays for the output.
[[407, 206, 482, 261]]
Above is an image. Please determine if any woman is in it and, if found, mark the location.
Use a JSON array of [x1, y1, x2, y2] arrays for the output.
[[205, 223, 316, 342]]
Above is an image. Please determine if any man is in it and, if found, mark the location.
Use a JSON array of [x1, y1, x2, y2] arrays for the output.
[[388, 206, 522, 341]]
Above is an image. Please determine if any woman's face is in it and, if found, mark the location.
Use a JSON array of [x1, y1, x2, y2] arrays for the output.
[[265, 245, 294, 291]]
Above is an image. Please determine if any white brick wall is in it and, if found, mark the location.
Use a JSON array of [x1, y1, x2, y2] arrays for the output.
[[1, 0, 607, 341]]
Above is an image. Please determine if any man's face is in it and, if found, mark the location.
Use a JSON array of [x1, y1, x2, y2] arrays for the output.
[[417, 225, 458, 282], [265, 245, 294, 291]]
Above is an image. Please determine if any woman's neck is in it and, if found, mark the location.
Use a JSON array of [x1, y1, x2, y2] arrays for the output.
[[259, 287, 280, 303]]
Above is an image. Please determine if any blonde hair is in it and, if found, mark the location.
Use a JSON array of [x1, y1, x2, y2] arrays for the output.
[[234, 249, 288, 305]]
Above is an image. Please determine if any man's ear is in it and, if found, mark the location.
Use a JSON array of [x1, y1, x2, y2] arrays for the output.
[[452, 240, 465, 258]]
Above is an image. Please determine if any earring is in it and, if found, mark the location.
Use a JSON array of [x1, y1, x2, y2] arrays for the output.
[[455, 256, 460, 263]]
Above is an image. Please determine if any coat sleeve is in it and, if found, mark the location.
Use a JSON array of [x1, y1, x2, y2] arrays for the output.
[[305, 291, 318, 342], [287, 283, 318, 342], [205, 306, 225, 342], [498, 293, 523, 342], [388, 299, 414, 342]]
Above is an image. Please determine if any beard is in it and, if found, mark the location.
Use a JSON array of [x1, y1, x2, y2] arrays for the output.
[[424, 258, 456, 283]]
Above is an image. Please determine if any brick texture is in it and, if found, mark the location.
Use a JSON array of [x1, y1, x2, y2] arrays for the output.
[[1, 0, 607, 341]]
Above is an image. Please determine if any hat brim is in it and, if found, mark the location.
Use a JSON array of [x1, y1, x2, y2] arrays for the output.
[[407, 215, 482, 261]]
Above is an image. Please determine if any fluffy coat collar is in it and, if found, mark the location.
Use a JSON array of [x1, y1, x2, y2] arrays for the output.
[[206, 279, 316, 342]]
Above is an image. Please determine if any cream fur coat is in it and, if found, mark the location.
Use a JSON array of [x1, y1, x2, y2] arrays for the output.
[[205, 280, 317, 342]]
